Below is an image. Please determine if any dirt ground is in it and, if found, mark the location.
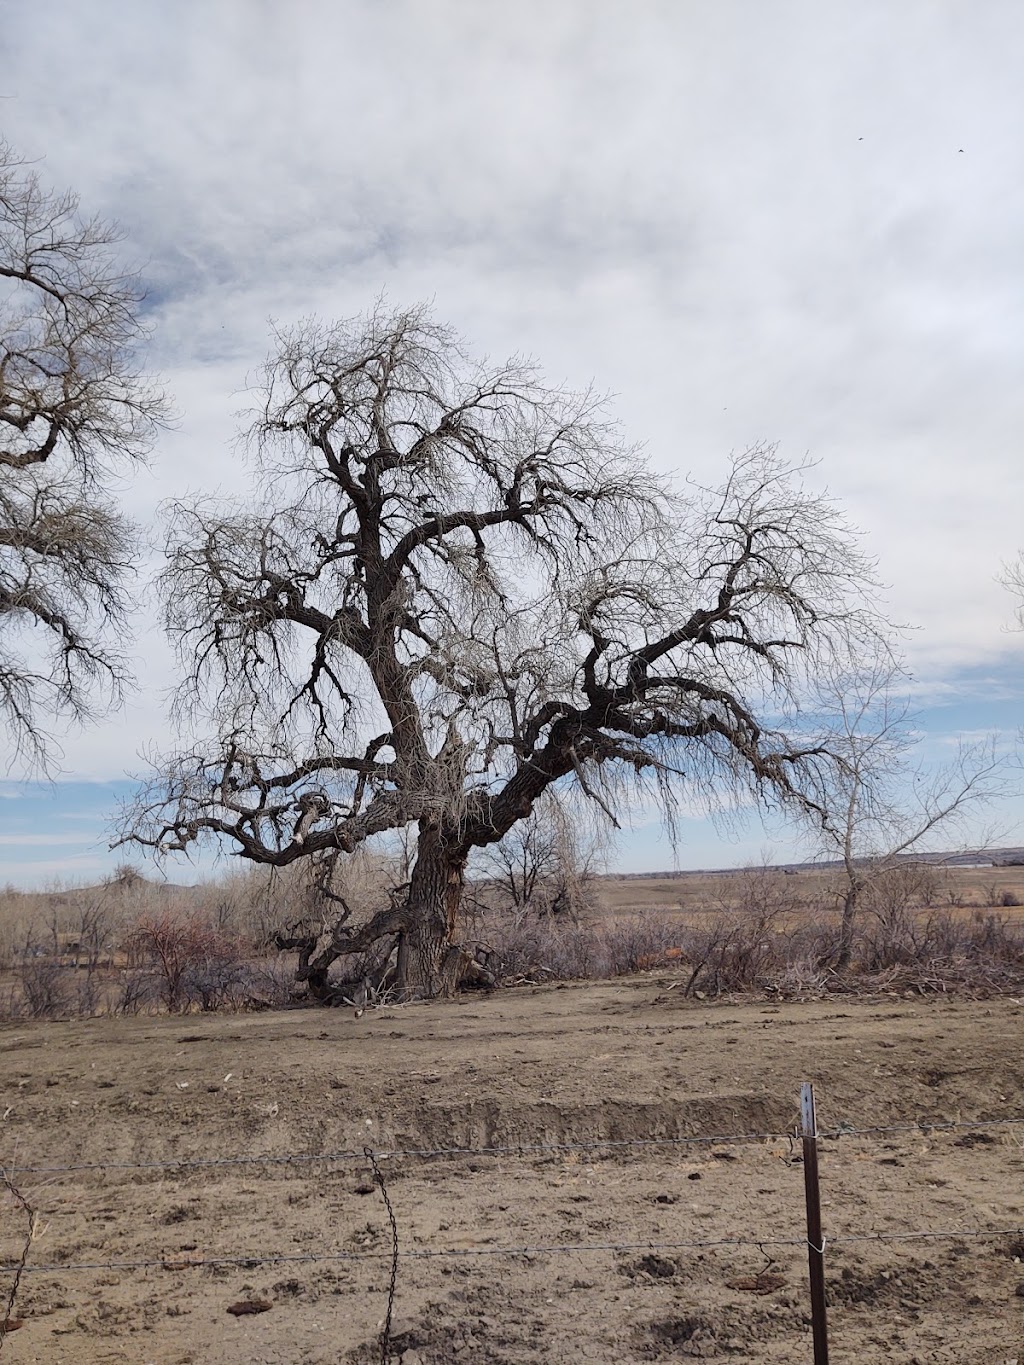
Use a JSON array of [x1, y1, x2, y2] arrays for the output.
[[2, 980, 1024, 1364]]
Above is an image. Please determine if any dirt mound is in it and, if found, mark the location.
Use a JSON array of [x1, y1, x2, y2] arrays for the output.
[[388, 1093, 794, 1154], [346, 1285, 550, 1365]]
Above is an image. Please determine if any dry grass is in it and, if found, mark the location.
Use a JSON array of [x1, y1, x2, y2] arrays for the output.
[[594, 862, 1024, 921], [2, 858, 1024, 1019], [0, 865, 301, 1019]]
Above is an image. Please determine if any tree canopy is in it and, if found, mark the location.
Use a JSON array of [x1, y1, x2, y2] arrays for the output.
[[122, 303, 890, 996], [0, 140, 166, 769]]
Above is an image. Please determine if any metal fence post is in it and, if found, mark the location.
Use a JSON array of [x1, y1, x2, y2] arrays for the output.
[[801, 1082, 830, 1364]]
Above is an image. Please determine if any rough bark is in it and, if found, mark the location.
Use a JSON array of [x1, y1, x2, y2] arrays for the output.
[[277, 822, 488, 1000]]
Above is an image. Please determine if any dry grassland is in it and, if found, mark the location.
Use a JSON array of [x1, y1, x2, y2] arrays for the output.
[[595, 863, 1024, 923]]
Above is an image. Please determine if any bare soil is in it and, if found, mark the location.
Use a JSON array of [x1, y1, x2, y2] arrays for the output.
[[2, 980, 1024, 1363]]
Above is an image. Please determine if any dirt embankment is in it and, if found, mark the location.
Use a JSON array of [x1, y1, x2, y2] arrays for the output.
[[2, 980, 1023, 1363]]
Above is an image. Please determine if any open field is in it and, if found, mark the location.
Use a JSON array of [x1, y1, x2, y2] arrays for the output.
[[593, 862, 1024, 922], [2, 981, 1024, 1363], [5, 858, 1024, 1024]]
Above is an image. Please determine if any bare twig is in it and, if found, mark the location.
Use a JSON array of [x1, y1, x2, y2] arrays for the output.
[[364, 1147, 399, 1365], [0, 1167, 37, 1349]]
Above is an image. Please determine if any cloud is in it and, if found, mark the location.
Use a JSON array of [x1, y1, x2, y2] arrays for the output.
[[0, 854, 111, 881], [930, 728, 1017, 748], [1, 0, 1023, 875], [0, 833, 96, 848]]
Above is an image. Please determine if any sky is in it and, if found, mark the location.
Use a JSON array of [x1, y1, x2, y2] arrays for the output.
[[2, 0, 1024, 887]]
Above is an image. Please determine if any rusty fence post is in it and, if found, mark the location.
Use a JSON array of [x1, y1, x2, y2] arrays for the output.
[[801, 1082, 830, 1364]]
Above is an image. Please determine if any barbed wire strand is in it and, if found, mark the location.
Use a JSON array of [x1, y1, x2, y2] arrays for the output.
[[5, 1224, 1022, 1276], [8, 1114, 1024, 1176]]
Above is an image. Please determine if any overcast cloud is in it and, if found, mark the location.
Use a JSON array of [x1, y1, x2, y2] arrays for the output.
[[2, 0, 1023, 882]]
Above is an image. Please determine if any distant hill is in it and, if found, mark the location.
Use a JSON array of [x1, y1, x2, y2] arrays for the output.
[[610, 846, 1024, 879]]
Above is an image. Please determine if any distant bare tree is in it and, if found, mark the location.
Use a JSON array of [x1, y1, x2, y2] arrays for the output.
[[0, 140, 166, 769], [120, 303, 892, 998], [474, 805, 559, 919], [1000, 556, 1024, 631], [473, 794, 606, 923], [808, 660, 1009, 968]]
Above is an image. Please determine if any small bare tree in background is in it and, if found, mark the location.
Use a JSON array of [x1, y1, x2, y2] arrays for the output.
[[808, 661, 1009, 968], [1000, 556, 1024, 632], [120, 303, 896, 999], [0, 140, 166, 770], [472, 794, 607, 923]]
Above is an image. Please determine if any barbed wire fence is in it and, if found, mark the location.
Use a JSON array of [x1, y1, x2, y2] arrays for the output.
[[2, 1097, 1024, 1359]]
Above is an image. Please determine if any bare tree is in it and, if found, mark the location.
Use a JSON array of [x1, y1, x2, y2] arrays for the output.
[[1000, 556, 1024, 631], [472, 793, 606, 923], [0, 140, 166, 769], [120, 303, 891, 999], [808, 660, 1009, 968], [474, 804, 560, 920]]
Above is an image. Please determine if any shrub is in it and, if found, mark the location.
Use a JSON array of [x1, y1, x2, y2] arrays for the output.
[[470, 913, 682, 985], [17, 943, 70, 1018], [125, 914, 241, 1013], [111, 969, 155, 1016]]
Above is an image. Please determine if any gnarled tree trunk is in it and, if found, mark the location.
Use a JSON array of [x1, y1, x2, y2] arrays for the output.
[[395, 823, 469, 998], [276, 820, 494, 1003]]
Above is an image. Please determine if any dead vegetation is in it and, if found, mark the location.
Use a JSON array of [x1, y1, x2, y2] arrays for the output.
[[2, 857, 1024, 1020]]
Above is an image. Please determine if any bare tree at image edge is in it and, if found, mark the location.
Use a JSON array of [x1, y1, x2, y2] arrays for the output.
[[807, 662, 1010, 969], [0, 141, 167, 770], [999, 555, 1024, 632], [119, 303, 891, 999]]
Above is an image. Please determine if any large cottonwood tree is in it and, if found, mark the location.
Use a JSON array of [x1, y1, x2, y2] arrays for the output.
[[122, 304, 889, 997], [0, 140, 165, 769]]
